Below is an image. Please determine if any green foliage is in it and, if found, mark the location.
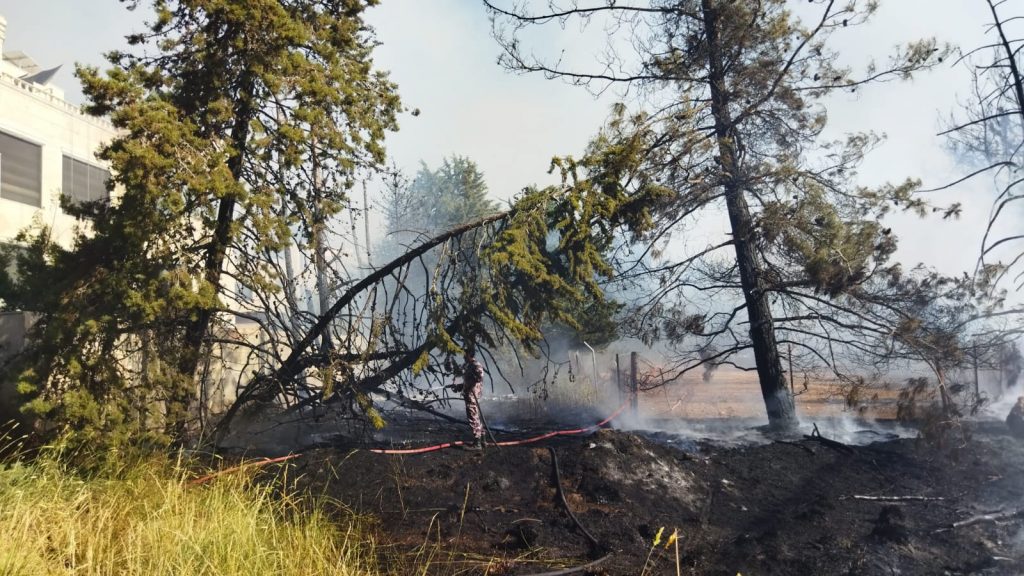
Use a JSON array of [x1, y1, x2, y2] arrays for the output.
[[479, 128, 672, 354], [759, 183, 902, 297], [417, 156, 498, 232], [0, 0, 401, 452]]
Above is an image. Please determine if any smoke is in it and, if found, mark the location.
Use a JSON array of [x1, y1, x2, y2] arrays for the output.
[[610, 407, 914, 449], [802, 411, 915, 445], [981, 342, 1024, 419], [595, 363, 916, 448], [699, 347, 719, 383], [987, 382, 1024, 421]]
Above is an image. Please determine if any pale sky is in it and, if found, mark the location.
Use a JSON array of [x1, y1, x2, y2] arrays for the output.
[[0, 0, 1016, 278]]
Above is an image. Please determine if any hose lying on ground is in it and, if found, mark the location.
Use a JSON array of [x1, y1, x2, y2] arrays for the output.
[[369, 397, 630, 454], [547, 446, 601, 550], [192, 396, 632, 481], [519, 553, 613, 576], [516, 447, 611, 576]]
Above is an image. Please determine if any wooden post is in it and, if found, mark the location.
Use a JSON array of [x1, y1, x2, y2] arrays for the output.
[[973, 344, 980, 398], [630, 351, 639, 417], [615, 353, 622, 404], [788, 344, 794, 396]]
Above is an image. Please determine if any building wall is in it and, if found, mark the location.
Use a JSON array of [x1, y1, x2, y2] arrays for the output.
[[0, 311, 35, 426], [0, 67, 117, 248], [0, 12, 116, 247]]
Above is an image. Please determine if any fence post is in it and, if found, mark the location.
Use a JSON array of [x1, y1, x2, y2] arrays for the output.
[[616, 353, 622, 404], [630, 351, 639, 417], [788, 344, 795, 396]]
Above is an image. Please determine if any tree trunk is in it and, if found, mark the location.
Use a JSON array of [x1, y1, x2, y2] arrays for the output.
[[176, 76, 256, 433], [363, 179, 373, 265], [630, 351, 639, 417], [701, 0, 797, 429], [311, 147, 333, 353]]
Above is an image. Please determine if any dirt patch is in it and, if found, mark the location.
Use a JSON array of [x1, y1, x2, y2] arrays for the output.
[[273, 421, 1024, 575]]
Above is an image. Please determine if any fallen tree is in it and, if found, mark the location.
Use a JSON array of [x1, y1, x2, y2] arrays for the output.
[[213, 136, 672, 442]]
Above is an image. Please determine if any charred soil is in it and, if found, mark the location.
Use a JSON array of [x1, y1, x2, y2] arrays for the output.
[[271, 421, 1024, 575]]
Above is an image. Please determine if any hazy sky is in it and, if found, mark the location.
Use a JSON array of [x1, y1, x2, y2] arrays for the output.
[[0, 0, 1015, 276]]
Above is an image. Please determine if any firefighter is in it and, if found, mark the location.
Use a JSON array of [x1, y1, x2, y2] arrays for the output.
[[452, 345, 485, 450], [1007, 396, 1024, 439]]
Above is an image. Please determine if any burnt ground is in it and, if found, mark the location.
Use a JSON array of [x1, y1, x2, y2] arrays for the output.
[[262, 419, 1024, 575]]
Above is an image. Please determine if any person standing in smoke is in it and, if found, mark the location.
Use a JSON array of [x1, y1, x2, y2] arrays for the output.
[[452, 344, 485, 450]]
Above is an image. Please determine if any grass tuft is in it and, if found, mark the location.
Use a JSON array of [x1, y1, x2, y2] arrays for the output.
[[0, 445, 379, 576]]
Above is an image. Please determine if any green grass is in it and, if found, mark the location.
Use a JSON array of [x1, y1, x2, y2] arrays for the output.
[[0, 447, 380, 576]]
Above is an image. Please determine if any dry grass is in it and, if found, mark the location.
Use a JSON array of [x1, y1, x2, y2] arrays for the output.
[[0, 442, 380, 576], [641, 368, 904, 420]]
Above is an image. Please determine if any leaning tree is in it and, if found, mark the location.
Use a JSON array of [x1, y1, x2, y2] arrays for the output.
[[485, 0, 951, 428], [211, 125, 672, 440]]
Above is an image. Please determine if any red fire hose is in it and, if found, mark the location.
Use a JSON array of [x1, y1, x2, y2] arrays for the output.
[[191, 398, 631, 483], [368, 397, 630, 454]]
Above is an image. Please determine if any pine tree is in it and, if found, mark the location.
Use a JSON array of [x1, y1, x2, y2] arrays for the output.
[[0, 0, 401, 449], [487, 0, 950, 428], [385, 156, 499, 238], [430, 156, 498, 230]]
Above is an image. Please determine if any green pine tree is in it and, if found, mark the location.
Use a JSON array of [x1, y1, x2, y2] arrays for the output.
[[0, 0, 401, 451]]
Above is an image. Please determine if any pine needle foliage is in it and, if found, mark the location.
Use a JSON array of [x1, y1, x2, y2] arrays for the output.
[[0, 0, 401, 453], [487, 0, 953, 426]]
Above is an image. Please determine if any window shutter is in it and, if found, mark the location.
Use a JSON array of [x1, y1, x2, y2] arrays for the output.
[[61, 155, 111, 205], [0, 131, 43, 207]]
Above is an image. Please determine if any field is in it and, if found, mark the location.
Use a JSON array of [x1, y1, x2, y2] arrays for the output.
[[633, 368, 903, 420]]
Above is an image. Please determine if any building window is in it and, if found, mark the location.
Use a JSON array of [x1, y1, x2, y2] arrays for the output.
[[0, 131, 43, 207], [62, 155, 110, 205]]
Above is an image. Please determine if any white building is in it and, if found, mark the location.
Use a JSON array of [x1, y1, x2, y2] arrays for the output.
[[0, 13, 117, 250]]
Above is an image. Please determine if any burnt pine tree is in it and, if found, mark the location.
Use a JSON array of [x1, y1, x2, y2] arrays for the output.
[[943, 0, 1023, 291], [0, 0, 400, 449], [487, 0, 950, 428]]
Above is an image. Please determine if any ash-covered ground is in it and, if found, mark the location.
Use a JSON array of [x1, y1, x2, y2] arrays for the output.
[[251, 415, 1024, 575], [220, 373, 1024, 574]]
